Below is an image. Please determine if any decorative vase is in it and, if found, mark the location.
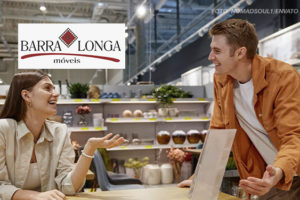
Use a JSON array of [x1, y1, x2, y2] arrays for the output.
[[158, 108, 168, 117], [78, 114, 88, 126], [168, 107, 179, 117]]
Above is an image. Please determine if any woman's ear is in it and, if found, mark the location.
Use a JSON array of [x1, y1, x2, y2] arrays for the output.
[[21, 89, 31, 104]]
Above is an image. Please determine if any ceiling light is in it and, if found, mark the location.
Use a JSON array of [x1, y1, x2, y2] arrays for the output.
[[136, 5, 147, 18], [97, 2, 105, 7], [40, 3, 47, 12]]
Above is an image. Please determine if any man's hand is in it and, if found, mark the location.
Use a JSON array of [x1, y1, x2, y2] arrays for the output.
[[239, 165, 283, 196], [177, 179, 192, 188]]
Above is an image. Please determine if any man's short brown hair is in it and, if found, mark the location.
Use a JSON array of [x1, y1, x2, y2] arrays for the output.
[[209, 18, 258, 59]]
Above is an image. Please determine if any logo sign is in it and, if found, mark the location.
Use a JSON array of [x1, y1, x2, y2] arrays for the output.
[[18, 24, 125, 69]]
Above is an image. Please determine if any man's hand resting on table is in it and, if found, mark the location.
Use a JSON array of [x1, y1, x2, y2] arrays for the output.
[[239, 165, 283, 196], [177, 179, 192, 188]]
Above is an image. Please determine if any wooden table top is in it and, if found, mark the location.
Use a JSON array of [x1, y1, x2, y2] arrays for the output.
[[67, 187, 241, 200]]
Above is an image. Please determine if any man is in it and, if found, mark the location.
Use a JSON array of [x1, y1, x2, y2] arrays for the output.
[[209, 18, 300, 199], [178, 19, 300, 200]]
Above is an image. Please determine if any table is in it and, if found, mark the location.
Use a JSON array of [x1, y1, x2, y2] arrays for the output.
[[67, 187, 241, 200]]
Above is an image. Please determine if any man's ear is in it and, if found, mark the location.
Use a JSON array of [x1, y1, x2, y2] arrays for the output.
[[21, 89, 31, 103], [237, 47, 247, 59]]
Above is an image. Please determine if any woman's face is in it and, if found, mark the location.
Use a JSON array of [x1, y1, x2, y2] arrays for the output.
[[27, 77, 59, 118]]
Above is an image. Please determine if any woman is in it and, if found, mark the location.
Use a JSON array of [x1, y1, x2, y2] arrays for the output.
[[0, 70, 124, 200]]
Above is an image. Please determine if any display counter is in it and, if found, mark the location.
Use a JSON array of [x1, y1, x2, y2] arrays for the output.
[[67, 187, 241, 200]]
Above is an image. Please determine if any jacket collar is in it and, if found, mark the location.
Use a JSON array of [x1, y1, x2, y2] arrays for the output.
[[17, 120, 54, 142], [216, 54, 268, 94], [251, 54, 268, 95]]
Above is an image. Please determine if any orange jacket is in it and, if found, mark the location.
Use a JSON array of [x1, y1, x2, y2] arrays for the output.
[[210, 54, 300, 190]]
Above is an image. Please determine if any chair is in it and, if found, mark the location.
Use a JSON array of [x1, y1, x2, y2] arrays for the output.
[[92, 150, 144, 191]]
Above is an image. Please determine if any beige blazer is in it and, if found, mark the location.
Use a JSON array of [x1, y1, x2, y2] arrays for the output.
[[0, 119, 83, 200]]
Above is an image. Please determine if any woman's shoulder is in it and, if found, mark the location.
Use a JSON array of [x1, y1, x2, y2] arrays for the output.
[[0, 119, 17, 140], [45, 120, 68, 136], [0, 118, 17, 130]]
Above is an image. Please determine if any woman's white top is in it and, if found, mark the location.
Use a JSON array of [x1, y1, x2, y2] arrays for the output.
[[22, 163, 41, 190]]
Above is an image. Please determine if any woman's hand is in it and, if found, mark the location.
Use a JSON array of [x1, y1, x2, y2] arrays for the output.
[[84, 133, 125, 155], [33, 190, 65, 200]]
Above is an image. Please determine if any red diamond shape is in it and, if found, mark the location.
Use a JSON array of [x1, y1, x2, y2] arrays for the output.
[[59, 28, 78, 47]]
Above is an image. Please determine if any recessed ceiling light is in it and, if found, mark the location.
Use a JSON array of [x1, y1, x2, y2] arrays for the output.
[[40, 3, 47, 12], [98, 2, 105, 7], [136, 5, 147, 18]]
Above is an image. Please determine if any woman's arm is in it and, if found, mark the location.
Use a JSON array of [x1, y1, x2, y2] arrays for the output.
[[71, 133, 124, 192], [12, 189, 65, 200]]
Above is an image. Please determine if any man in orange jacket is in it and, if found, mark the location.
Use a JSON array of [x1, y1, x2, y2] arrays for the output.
[[179, 19, 300, 200]]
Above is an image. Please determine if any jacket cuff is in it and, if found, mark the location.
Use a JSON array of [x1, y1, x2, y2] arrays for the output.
[[1, 185, 20, 200], [273, 161, 294, 191], [61, 172, 86, 195]]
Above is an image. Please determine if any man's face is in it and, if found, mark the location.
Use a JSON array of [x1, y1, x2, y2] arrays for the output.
[[208, 35, 238, 75]]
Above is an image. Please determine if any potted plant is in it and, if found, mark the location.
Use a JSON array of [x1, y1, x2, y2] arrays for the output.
[[69, 83, 89, 98], [151, 85, 193, 117]]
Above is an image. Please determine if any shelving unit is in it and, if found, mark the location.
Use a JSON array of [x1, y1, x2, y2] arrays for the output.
[[105, 117, 210, 123], [0, 86, 212, 163], [108, 144, 201, 151], [68, 126, 107, 132]]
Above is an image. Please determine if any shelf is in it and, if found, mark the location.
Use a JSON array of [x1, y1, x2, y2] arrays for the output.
[[0, 98, 212, 105], [104, 98, 212, 104], [105, 117, 210, 123], [56, 99, 104, 104], [108, 144, 201, 151], [68, 126, 107, 132]]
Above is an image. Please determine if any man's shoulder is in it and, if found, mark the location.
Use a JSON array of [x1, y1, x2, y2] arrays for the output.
[[259, 56, 296, 75]]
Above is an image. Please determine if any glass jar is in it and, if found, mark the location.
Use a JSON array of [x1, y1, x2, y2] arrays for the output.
[[156, 131, 171, 144], [187, 129, 201, 144], [172, 130, 186, 144]]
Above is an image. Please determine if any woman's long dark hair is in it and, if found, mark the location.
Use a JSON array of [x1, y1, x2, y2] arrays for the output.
[[0, 70, 49, 121]]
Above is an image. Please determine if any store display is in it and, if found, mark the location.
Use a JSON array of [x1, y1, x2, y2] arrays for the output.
[[76, 105, 91, 126], [168, 107, 179, 117], [172, 130, 186, 144], [187, 130, 201, 144], [87, 85, 101, 99], [142, 164, 161, 185], [158, 108, 168, 117], [156, 130, 171, 144], [133, 109, 144, 117], [124, 157, 149, 179], [167, 148, 185, 183], [143, 110, 157, 118], [69, 82, 89, 98], [62, 111, 73, 127], [122, 109, 133, 118], [160, 163, 173, 184], [200, 129, 208, 143], [101, 92, 121, 98], [151, 85, 193, 108], [93, 113, 104, 127], [178, 110, 199, 117], [140, 138, 154, 145], [131, 133, 141, 145]]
